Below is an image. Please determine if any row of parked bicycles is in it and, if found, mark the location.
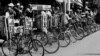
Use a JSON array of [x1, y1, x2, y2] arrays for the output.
[[1, 9, 100, 56]]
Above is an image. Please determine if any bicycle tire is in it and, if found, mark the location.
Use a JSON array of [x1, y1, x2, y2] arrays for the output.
[[92, 25, 98, 32], [85, 25, 93, 35], [43, 32, 60, 54], [89, 25, 95, 33], [72, 29, 84, 40], [29, 39, 44, 56], [58, 32, 70, 47], [1, 40, 17, 56], [14, 35, 35, 56], [36, 32, 49, 46]]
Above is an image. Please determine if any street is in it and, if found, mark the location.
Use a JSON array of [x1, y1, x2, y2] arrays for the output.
[[0, 30, 100, 56]]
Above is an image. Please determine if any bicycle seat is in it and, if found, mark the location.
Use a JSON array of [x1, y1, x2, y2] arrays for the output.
[[33, 29, 43, 34], [32, 28, 37, 30]]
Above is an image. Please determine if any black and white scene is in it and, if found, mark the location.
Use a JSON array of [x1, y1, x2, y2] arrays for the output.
[[0, 0, 100, 56]]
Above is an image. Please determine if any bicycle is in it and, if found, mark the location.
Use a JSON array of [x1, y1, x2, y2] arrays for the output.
[[32, 13, 60, 54]]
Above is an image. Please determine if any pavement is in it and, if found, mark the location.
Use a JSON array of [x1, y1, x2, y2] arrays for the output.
[[0, 30, 100, 56], [45, 30, 100, 56]]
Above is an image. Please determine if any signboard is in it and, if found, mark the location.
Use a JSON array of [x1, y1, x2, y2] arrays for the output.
[[43, 5, 51, 10], [32, 5, 38, 10], [56, 0, 74, 3], [31, 4, 51, 10]]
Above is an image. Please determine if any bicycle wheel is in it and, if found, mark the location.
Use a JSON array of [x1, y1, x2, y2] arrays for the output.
[[92, 24, 98, 32], [43, 32, 60, 54], [29, 39, 44, 56], [15, 35, 34, 56], [85, 25, 92, 34], [71, 29, 84, 40], [97, 25, 100, 30], [89, 25, 95, 33], [84, 26, 92, 34], [1, 40, 17, 56], [58, 32, 70, 47], [36, 32, 49, 46]]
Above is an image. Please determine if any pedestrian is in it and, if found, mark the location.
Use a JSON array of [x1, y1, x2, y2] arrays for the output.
[[41, 11, 48, 34]]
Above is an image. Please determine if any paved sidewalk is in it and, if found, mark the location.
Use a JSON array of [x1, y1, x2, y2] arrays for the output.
[[45, 30, 100, 56]]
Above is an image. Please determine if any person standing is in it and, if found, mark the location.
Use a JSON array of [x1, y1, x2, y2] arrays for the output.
[[46, 10, 52, 29], [41, 11, 48, 34], [4, 3, 15, 40]]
